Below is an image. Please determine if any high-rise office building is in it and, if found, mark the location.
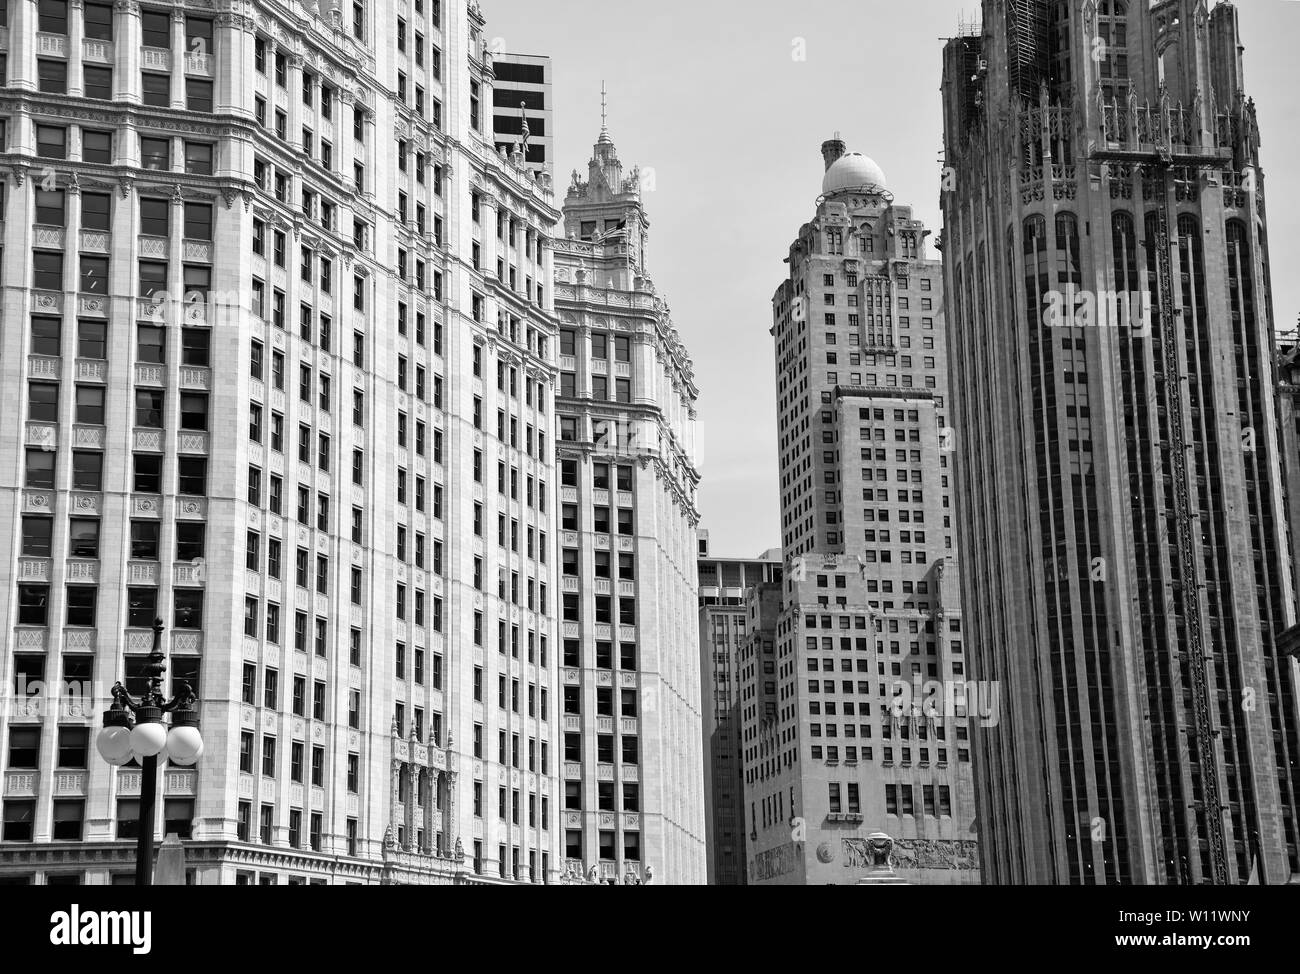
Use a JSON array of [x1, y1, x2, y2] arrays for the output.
[[490, 53, 551, 178], [0, 0, 562, 885], [1276, 332, 1300, 624], [743, 140, 978, 884], [941, 0, 1299, 884], [553, 122, 706, 883], [740, 555, 978, 884], [697, 537, 781, 885]]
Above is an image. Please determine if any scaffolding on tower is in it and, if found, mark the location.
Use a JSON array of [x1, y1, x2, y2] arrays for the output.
[[1006, 0, 1050, 99]]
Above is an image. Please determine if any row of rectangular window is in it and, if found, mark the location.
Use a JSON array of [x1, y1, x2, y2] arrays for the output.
[[29, 253, 211, 298], [33, 189, 213, 239], [20, 516, 203, 561], [29, 126, 213, 174], [1, 796, 193, 843], [26, 2, 211, 48], [30, 317, 191, 365], [34, 63, 214, 112], [236, 800, 333, 852], [27, 384, 210, 432], [7, 653, 199, 704], [562, 830, 642, 864], [560, 640, 638, 671], [560, 732, 639, 765], [558, 373, 632, 402], [482, 789, 550, 835], [561, 781, 640, 813], [13, 584, 202, 629], [470, 672, 549, 722], [238, 734, 360, 794], [557, 331, 632, 361], [24, 449, 204, 495]]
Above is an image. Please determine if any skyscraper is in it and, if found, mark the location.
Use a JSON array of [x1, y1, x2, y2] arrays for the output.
[[490, 53, 552, 178], [0, 0, 562, 885], [697, 537, 781, 885], [1275, 331, 1300, 625], [553, 122, 706, 883], [941, 0, 1300, 884], [744, 140, 978, 884]]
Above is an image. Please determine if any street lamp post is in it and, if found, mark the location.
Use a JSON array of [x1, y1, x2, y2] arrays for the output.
[[95, 617, 204, 885]]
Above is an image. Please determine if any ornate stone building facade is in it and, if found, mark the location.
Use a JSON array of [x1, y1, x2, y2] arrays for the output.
[[0, 0, 562, 884], [744, 139, 978, 884], [941, 0, 1298, 884], [552, 122, 705, 883]]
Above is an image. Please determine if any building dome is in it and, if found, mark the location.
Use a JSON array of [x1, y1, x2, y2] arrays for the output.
[[822, 153, 888, 196]]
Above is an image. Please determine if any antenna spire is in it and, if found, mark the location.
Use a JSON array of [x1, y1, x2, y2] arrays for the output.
[[599, 81, 611, 143]]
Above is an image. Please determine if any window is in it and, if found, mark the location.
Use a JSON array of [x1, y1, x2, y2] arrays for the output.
[[140, 136, 170, 171], [81, 192, 111, 232], [65, 586, 96, 627], [84, 65, 113, 100], [173, 589, 203, 630], [21, 517, 53, 557], [186, 16, 213, 53], [138, 261, 168, 298], [83, 130, 113, 164], [184, 141, 213, 175], [73, 451, 102, 490], [84, 2, 114, 39], [181, 327, 210, 367], [36, 124, 67, 160], [135, 389, 163, 429], [33, 252, 63, 290], [35, 189, 65, 226], [7, 727, 40, 768], [26, 451, 55, 490], [68, 519, 99, 558], [141, 10, 170, 48], [73, 386, 105, 426], [39, 0, 69, 34], [176, 522, 205, 561], [47, 795, 83, 842], [130, 453, 161, 494], [77, 255, 108, 294], [31, 316, 61, 357], [312, 743, 327, 790], [177, 457, 206, 495], [72, 321, 106, 362], [141, 73, 170, 107], [27, 382, 59, 423], [125, 587, 156, 628], [2, 801, 35, 842], [140, 197, 170, 237], [38, 59, 67, 94], [184, 203, 213, 241]]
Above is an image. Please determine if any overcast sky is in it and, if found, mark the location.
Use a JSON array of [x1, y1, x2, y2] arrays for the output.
[[487, 0, 1300, 559]]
